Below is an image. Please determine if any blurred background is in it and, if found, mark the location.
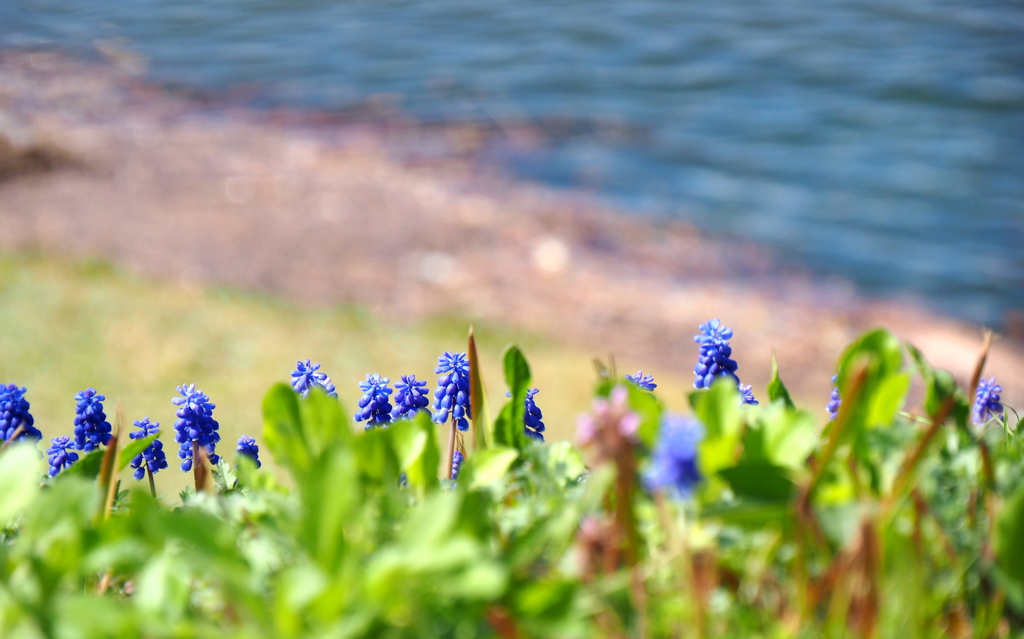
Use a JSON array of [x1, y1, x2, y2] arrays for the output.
[[0, 0, 1022, 483]]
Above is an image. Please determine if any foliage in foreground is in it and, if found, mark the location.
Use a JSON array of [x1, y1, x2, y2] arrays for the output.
[[0, 326, 1023, 638]]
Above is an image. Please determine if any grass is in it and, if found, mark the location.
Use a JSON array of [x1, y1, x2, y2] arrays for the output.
[[0, 251, 693, 493]]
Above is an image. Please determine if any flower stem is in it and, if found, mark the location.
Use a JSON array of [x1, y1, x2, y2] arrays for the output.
[[446, 418, 457, 480], [147, 465, 157, 499]]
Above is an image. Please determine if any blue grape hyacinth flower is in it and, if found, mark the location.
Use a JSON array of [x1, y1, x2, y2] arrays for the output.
[[432, 352, 472, 432], [290, 359, 338, 398], [451, 449, 464, 482], [646, 414, 703, 498], [625, 371, 657, 391], [693, 319, 740, 390], [236, 435, 261, 468], [524, 388, 546, 442], [129, 418, 168, 481], [391, 375, 430, 421], [355, 374, 394, 429], [827, 374, 841, 421], [0, 384, 41, 442], [739, 384, 759, 406], [46, 436, 78, 477], [73, 388, 112, 453], [172, 384, 221, 472], [973, 377, 1004, 426]]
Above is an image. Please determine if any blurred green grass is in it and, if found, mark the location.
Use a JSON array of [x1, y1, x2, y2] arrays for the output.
[[0, 251, 693, 493]]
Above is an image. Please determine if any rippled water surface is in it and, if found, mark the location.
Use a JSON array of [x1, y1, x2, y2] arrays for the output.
[[3, 0, 1023, 324]]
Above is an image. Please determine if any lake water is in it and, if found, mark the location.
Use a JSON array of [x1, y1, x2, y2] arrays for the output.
[[3, 0, 1023, 326]]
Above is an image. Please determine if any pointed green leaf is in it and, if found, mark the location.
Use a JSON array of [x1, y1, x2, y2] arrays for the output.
[[766, 351, 795, 409]]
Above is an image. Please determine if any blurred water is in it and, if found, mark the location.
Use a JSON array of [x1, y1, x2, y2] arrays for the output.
[[3, 0, 1023, 325]]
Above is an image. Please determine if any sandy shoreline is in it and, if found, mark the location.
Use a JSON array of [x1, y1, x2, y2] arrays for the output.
[[1, 49, 1020, 407]]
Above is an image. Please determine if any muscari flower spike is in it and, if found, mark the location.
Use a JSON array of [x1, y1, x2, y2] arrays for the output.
[[645, 414, 703, 498], [451, 449, 464, 482], [524, 388, 546, 442], [739, 384, 759, 406], [291, 359, 338, 398], [355, 374, 394, 429], [129, 418, 168, 481], [625, 371, 657, 391], [622, 372, 655, 391], [172, 384, 221, 472], [391, 374, 430, 421], [432, 351, 471, 432], [73, 388, 112, 453], [693, 319, 739, 390], [46, 436, 78, 477], [0, 384, 41, 442], [827, 374, 841, 421], [236, 435, 261, 468], [973, 377, 1004, 426]]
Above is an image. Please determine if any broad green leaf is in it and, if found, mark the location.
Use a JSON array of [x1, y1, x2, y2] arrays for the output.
[[390, 411, 441, 494], [463, 446, 519, 490], [627, 383, 663, 450], [742, 403, 818, 471], [701, 500, 791, 529], [494, 345, 532, 451], [718, 463, 796, 502], [262, 382, 311, 478], [117, 435, 158, 472], [766, 351, 795, 409], [907, 342, 969, 428], [59, 448, 106, 479], [865, 372, 911, 428], [690, 381, 744, 479], [298, 386, 352, 458], [0, 444, 40, 522], [355, 428, 401, 486]]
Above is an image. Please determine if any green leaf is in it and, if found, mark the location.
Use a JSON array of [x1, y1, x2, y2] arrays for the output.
[[742, 403, 818, 471], [117, 435, 158, 472], [907, 342, 968, 428], [463, 446, 519, 490], [262, 383, 312, 478], [59, 448, 106, 480], [389, 411, 441, 494], [997, 485, 1024, 593], [718, 463, 796, 502], [690, 381, 744, 479], [0, 444, 40, 522], [627, 384, 663, 450], [766, 351, 795, 409], [494, 345, 532, 451], [832, 329, 907, 448], [865, 372, 911, 428], [701, 500, 791, 529], [298, 386, 352, 458]]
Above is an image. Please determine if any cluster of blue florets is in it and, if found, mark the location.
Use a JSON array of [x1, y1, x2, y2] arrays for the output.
[[625, 371, 657, 391], [451, 449, 464, 482], [0, 384, 41, 442], [46, 436, 78, 478], [826, 374, 841, 421], [291, 360, 337, 398], [236, 435, 261, 468], [391, 375, 430, 420], [433, 352, 472, 432], [73, 388, 113, 452], [974, 377, 1003, 426], [693, 319, 757, 405], [646, 415, 703, 498], [129, 418, 168, 481], [523, 388, 546, 442], [355, 374, 394, 429], [173, 384, 221, 472]]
